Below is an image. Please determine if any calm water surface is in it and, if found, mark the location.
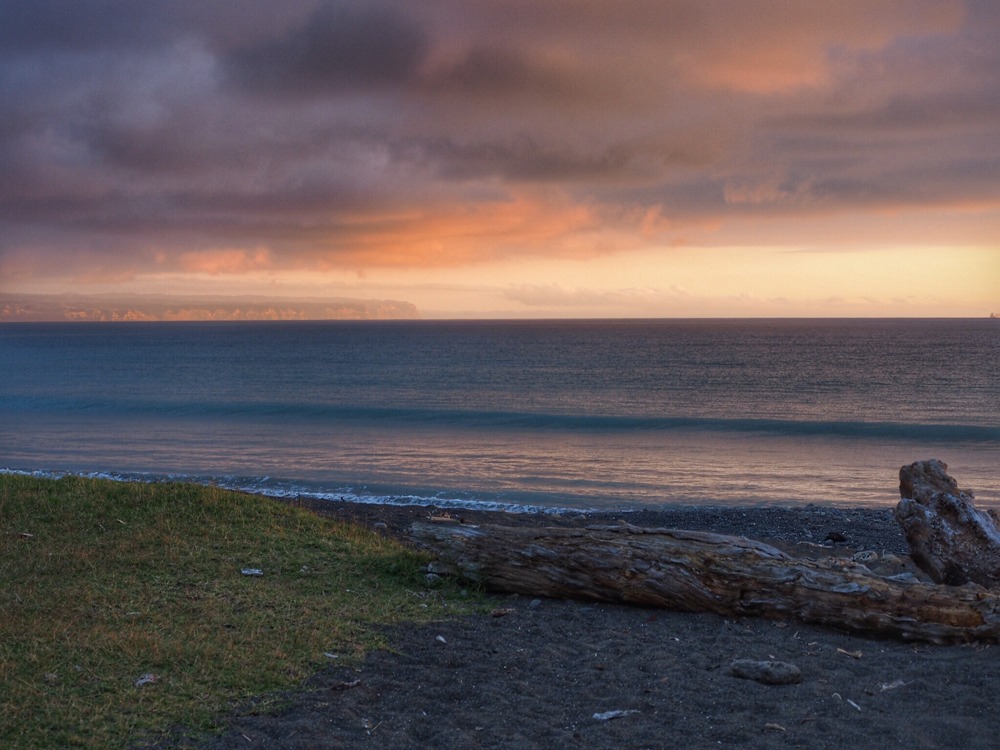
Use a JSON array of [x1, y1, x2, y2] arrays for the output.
[[2, 319, 997, 511]]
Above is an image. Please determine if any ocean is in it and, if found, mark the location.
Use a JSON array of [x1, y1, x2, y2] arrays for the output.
[[1, 319, 997, 512]]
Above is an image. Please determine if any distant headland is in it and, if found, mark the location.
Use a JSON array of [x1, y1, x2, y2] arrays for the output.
[[0, 293, 420, 322]]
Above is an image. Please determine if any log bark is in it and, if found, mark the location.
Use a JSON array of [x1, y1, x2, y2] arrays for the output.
[[894, 459, 1000, 587], [410, 521, 1000, 644]]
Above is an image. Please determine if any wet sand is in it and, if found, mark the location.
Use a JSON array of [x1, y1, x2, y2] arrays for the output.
[[156, 500, 1000, 749]]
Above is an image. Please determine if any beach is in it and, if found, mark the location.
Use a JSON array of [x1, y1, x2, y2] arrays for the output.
[[151, 499, 1000, 749]]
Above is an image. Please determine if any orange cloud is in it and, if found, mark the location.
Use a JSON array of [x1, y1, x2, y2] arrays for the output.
[[70, 268, 140, 285], [672, 1, 965, 93], [175, 248, 272, 275], [310, 191, 613, 268]]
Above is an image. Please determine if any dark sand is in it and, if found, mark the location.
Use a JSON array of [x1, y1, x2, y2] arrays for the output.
[[154, 501, 1000, 749]]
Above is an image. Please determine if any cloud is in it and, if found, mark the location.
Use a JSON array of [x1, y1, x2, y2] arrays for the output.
[[0, 0, 177, 55], [502, 283, 694, 311], [223, 2, 429, 96], [0, 291, 419, 321], [175, 247, 272, 275], [0, 0, 996, 296], [503, 283, 648, 309]]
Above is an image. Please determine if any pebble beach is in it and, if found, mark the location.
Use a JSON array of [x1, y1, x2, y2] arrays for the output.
[[151, 499, 1000, 750]]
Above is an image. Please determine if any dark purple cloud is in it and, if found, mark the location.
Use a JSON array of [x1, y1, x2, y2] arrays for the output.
[[0, 0, 176, 54], [223, 2, 429, 95]]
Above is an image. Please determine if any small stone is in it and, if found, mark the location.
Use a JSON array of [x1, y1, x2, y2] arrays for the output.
[[593, 709, 638, 721], [851, 550, 879, 564], [729, 659, 802, 685], [529, 599, 542, 609]]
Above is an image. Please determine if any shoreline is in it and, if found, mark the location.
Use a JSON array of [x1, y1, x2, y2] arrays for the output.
[[283, 495, 912, 558], [5, 467, 912, 553]]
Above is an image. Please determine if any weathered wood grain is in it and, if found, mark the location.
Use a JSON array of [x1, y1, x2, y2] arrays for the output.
[[410, 521, 1000, 644], [895, 459, 1000, 587]]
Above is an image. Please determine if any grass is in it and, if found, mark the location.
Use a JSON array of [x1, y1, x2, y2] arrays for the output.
[[0, 474, 483, 749]]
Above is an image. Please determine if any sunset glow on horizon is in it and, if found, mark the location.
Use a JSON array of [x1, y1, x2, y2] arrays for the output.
[[1, 1, 997, 319]]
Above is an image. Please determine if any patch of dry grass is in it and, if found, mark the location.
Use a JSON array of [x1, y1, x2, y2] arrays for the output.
[[0, 475, 478, 748]]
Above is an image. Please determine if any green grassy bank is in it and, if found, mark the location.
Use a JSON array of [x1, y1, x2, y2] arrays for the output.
[[0, 474, 480, 748]]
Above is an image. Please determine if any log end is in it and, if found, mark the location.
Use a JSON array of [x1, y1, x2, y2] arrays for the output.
[[895, 460, 1000, 587]]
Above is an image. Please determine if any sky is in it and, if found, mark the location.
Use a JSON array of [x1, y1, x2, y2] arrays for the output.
[[1, 0, 998, 319]]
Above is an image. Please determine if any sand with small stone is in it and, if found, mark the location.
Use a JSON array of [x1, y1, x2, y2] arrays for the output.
[[152, 501, 1000, 750]]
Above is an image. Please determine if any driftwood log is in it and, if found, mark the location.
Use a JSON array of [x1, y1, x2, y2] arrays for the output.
[[410, 521, 1000, 644], [895, 459, 1000, 587]]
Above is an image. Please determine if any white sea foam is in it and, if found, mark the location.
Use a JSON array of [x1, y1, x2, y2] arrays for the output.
[[0, 467, 597, 516]]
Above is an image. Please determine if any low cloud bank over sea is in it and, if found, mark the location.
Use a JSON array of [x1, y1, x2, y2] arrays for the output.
[[0, 293, 420, 322]]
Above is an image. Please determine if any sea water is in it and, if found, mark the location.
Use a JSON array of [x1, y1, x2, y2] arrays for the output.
[[1, 319, 997, 512]]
